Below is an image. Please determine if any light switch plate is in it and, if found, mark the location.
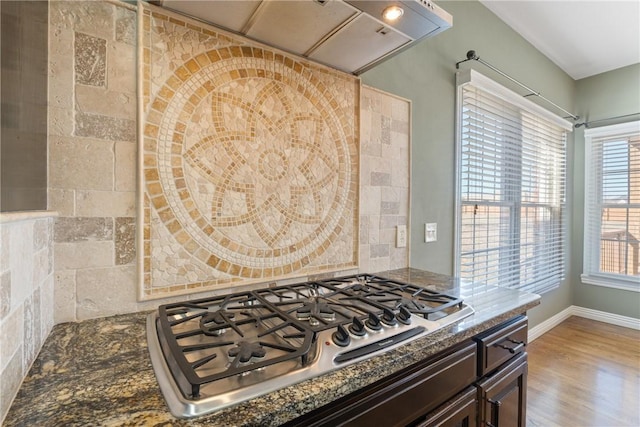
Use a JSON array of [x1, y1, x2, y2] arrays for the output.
[[425, 223, 437, 243], [396, 225, 407, 248]]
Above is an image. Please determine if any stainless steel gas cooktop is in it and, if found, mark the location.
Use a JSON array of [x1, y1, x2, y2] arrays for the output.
[[146, 274, 474, 418]]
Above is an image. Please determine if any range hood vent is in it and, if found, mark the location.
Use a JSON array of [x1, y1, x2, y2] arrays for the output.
[[155, 0, 452, 75]]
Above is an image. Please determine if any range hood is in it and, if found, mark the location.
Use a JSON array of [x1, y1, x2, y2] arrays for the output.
[[154, 0, 452, 75]]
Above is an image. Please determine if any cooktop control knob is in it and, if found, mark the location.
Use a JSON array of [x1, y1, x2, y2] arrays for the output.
[[332, 325, 351, 347], [349, 317, 366, 336], [365, 312, 382, 331], [397, 306, 412, 325], [381, 308, 397, 326]]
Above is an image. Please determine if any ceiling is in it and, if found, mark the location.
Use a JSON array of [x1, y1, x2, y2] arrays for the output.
[[479, 0, 640, 80]]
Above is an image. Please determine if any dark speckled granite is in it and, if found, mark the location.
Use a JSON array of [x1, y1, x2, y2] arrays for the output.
[[4, 268, 540, 426]]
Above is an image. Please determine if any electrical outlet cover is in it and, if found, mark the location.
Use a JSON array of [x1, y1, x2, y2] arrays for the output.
[[396, 225, 407, 248], [425, 223, 437, 243]]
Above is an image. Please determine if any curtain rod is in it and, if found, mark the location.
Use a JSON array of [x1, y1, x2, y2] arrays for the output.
[[456, 50, 579, 121], [574, 112, 640, 129]]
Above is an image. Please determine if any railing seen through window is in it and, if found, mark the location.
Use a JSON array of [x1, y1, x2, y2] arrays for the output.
[[583, 122, 640, 290]]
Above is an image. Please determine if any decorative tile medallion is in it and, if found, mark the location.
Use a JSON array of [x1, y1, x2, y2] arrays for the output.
[[138, 4, 359, 299]]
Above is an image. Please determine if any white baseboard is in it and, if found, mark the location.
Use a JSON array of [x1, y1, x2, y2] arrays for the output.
[[528, 307, 574, 342], [571, 306, 640, 330], [528, 305, 640, 342]]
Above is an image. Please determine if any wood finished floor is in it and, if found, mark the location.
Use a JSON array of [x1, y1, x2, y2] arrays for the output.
[[527, 316, 640, 427]]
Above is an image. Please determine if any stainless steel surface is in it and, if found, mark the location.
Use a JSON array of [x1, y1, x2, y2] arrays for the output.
[[157, 0, 452, 74], [147, 274, 474, 419]]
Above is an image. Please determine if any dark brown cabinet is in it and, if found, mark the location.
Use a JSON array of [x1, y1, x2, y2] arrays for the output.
[[477, 354, 527, 427], [474, 316, 528, 427], [286, 316, 529, 427], [416, 387, 478, 427]]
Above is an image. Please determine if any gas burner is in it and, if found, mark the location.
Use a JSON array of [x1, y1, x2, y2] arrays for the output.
[[209, 310, 236, 325], [149, 274, 474, 418], [200, 310, 237, 336], [295, 301, 336, 326], [346, 283, 370, 294], [399, 297, 427, 312], [241, 297, 257, 306], [228, 341, 267, 364]]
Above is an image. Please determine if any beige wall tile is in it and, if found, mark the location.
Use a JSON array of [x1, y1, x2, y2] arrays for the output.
[[107, 41, 136, 94], [0, 212, 55, 419], [370, 243, 390, 259], [49, 0, 114, 41], [49, 106, 74, 137], [33, 248, 51, 288], [48, 188, 75, 216], [379, 228, 396, 246], [360, 187, 381, 215], [359, 86, 410, 272], [391, 98, 410, 122], [9, 222, 34, 307], [49, 136, 114, 191], [367, 215, 381, 244], [391, 166, 409, 190], [0, 345, 23, 422], [115, 7, 136, 46], [0, 226, 9, 273], [115, 141, 136, 192], [391, 249, 409, 271], [53, 270, 78, 324], [358, 244, 371, 271], [380, 215, 398, 229], [54, 217, 113, 243], [359, 216, 369, 243], [40, 275, 55, 339], [23, 290, 41, 372], [381, 186, 402, 204], [75, 112, 135, 142], [76, 265, 137, 319], [75, 85, 136, 119], [75, 191, 135, 217], [74, 32, 106, 87], [115, 217, 135, 265], [33, 219, 50, 252], [49, 22, 73, 58], [0, 272, 10, 319], [370, 257, 390, 274], [54, 270, 76, 324], [0, 306, 22, 373], [49, 55, 74, 110], [54, 241, 114, 271]]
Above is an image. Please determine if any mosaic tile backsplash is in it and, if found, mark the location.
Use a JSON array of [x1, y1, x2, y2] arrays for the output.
[[139, 4, 360, 299]]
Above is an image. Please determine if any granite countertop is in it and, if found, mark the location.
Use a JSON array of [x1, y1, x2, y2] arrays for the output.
[[4, 268, 540, 426]]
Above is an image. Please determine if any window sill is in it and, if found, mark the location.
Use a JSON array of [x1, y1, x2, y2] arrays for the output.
[[580, 274, 640, 292]]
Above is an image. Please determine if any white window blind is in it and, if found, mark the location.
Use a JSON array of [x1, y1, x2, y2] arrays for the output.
[[455, 70, 571, 295], [582, 121, 640, 292]]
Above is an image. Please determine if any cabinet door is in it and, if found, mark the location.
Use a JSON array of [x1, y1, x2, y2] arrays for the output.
[[478, 353, 527, 427], [415, 386, 478, 427]]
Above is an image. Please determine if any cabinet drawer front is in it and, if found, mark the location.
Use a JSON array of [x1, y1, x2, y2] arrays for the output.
[[286, 342, 478, 427], [416, 386, 478, 427], [475, 316, 528, 376], [344, 342, 478, 426]]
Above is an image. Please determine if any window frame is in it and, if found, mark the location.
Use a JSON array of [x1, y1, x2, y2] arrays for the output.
[[454, 69, 572, 294], [581, 120, 640, 292]]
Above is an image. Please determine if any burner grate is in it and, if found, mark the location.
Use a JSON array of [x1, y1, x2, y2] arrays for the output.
[[157, 292, 315, 399], [154, 274, 468, 400]]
